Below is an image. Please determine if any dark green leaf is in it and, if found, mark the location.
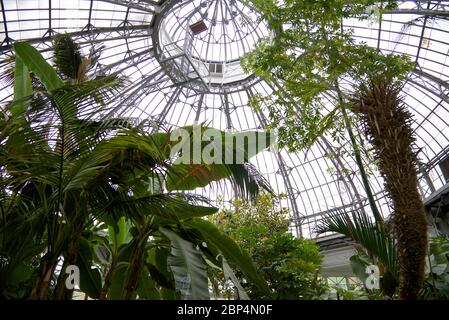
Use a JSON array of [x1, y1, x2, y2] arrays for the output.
[[160, 227, 209, 300], [12, 56, 32, 115], [137, 267, 161, 300], [14, 42, 64, 91], [185, 219, 271, 296], [77, 237, 102, 299]]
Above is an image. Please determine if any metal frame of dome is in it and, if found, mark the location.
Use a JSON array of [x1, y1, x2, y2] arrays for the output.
[[151, 0, 271, 94], [1, 0, 449, 238]]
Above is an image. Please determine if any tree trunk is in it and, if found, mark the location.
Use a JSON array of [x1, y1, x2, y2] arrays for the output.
[[53, 244, 78, 300], [99, 257, 117, 300], [28, 254, 57, 300], [54, 221, 84, 300], [121, 242, 145, 300], [350, 77, 428, 299]]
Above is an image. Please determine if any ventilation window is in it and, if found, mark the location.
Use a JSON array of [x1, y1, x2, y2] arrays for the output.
[[189, 20, 208, 35], [209, 63, 224, 74]]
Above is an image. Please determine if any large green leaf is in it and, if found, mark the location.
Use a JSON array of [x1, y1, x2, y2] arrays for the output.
[[151, 247, 176, 290], [231, 131, 275, 160], [106, 242, 137, 300], [166, 128, 274, 197], [160, 227, 209, 300], [221, 256, 250, 300], [166, 163, 230, 191], [146, 263, 173, 289], [108, 216, 128, 254], [12, 56, 32, 116], [169, 126, 274, 163], [13, 42, 64, 92], [77, 237, 102, 299], [185, 219, 271, 295], [166, 163, 265, 201], [137, 267, 161, 300], [349, 254, 370, 286], [107, 264, 127, 300]]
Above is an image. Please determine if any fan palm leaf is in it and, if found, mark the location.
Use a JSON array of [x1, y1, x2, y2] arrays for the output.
[[316, 209, 398, 277]]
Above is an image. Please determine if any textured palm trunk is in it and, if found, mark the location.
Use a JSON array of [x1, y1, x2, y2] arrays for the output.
[[53, 220, 85, 300], [54, 240, 79, 299], [29, 254, 57, 300], [121, 242, 145, 300], [350, 78, 428, 300], [99, 257, 117, 300]]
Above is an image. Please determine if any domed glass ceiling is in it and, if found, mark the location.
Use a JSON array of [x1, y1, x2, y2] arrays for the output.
[[1, 0, 449, 238]]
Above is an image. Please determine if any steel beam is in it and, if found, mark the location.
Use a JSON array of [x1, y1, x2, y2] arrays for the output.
[[0, 24, 152, 53]]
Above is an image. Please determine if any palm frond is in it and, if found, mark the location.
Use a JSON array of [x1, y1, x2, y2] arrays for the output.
[[227, 163, 266, 201], [52, 33, 82, 80], [0, 55, 16, 88], [316, 209, 398, 276], [100, 192, 218, 225]]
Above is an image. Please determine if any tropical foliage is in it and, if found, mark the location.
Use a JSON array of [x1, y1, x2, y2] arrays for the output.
[[319, 209, 449, 300], [317, 210, 398, 298], [209, 193, 327, 299], [242, 0, 429, 299], [241, 0, 413, 224], [420, 236, 449, 300], [0, 38, 273, 299], [0, 2, 443, 302], [241, 0, 412, 152]]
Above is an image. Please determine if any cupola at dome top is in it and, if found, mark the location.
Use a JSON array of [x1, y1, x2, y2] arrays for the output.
[[153, 0, 271, 92]]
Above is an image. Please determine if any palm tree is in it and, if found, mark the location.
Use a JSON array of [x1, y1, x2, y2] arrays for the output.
[[319, 77, 428, 300], [350, 76, 428, 300], [1, 40, 272, 300], [1, 38, 129, 299]]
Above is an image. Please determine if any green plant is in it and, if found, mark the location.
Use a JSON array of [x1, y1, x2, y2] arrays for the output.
[[241, 0, 414, 230], [317, 210, 398, 298], [242, 0, 411, 151], [330, 284, 385, 300], [420, 236, 449, 300], [242, 0, 426, 299], [0, 40, 273, 300], [2, 40, 126, 300], [209, 193, 327, 299]]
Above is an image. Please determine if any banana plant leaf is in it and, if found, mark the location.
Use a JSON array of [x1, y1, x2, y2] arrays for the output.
[[160, 227, 210, 300], [12, 55, 32, 116], [185, 218, 271, 296], [76, 237, 102, 299], [14, 42, 64, 92]]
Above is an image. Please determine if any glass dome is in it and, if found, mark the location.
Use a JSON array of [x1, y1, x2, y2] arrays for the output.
[[1, 0, 448, 238]]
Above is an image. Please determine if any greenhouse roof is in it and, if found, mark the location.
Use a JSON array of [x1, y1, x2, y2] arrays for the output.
[[1, 0, 449, 238]]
